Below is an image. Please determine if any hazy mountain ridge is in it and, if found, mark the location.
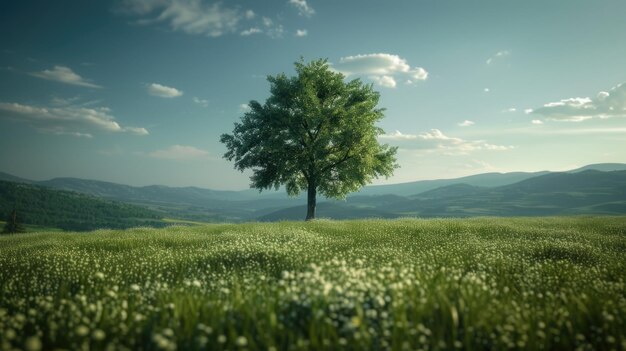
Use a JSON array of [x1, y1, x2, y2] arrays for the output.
[[355, 171, 550, 196], [260, 170, 626, 220], [6, 163, 626, 201], [0, 172, 34, 184], [38, 177, 252, 205], [1, 163, 625, 225]]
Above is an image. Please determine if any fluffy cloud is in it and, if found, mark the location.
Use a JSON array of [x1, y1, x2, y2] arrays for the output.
[[0, 101, 148, 137], [148, 145, 210, 160], [379, 129, 512, 155], [147, 83, 183, 98], [120, 0, 289, 39], [30, 66, 101, 88], [123, 127, 150, 135], [288, 0, 315, 17], [240, 27, 261, 36], [239, 103, 251, 112], [486, 50, 511, 65], [530, 82, 626, 122], [370, 75, 396, 88], [121, 0, 245, 37], [333, 53, 428, 88], [418, 129, 513, 154], [59, 131, 94, 138], [295, 29, 308, 37], [458, 120, 475, 127], [378, 130, 417, 140]]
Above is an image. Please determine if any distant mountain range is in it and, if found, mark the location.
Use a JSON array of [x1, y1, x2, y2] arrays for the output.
[[260, 169, 626, 221], [1, 163, 625, 226]]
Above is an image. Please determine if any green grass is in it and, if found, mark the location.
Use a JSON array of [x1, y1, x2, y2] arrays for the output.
[[162, 217, 213, 226], [0, 217, 625, 350]]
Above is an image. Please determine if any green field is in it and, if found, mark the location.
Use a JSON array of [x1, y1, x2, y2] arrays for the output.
[[0, 217, 625, 350]]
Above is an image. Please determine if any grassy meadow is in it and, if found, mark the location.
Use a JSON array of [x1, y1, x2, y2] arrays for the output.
[[0, 217, 625, 350]]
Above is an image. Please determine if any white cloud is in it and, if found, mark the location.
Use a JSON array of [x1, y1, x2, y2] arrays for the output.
[[295, 29, 308, 37], [503, 107, 517, 113], [543, 97, 592, 108], [30, 66, 101, 88], [336, 53, 417, 76], [531, 119, 544, 125], [370, 75, 396, 88], [334, 53, 428, 88], [531, 82, 626, 122], [417, 129, 513, 154], [418, 129, 461, 141], [288, 0, 315, 17], [597, 91, 610, 100], [121, 0, 243, 37], [458, 120, 475, 127], [147, 83, 183, 98], [484, 88, 490, 93], [239, 103, 251, 112], [148, 145, 210, 160], [409, 67, 428, 80], [120, 1, 290, 39], [383, 128, 512, 155], [0, 101, 148, 137], [240, 27, 262, 36], [524, 108, 533, 114], [51, 130, 94, 138], [378, 130, 417, 140], [486, 50, 511, 65], [192, 97, 209, 107], [123, 127, 149, 135]]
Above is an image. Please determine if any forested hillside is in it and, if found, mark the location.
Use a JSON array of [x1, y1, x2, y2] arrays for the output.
[[0, 181, 165, 231]]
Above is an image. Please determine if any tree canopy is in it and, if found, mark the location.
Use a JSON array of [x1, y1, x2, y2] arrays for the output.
[[220, 58, 398, 220]]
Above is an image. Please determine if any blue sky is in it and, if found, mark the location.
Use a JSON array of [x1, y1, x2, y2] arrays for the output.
[[1, 0, 625, 190]]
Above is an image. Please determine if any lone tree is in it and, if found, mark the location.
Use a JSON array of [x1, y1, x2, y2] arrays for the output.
[[2, 208, 26, 234], [221, 58, 398, 220]]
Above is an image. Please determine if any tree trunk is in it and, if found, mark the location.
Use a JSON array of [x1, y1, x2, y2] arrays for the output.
[[305, 182, 316, 221]]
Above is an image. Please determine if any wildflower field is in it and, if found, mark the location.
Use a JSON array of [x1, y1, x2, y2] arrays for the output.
[[0, 217, 624, 351]]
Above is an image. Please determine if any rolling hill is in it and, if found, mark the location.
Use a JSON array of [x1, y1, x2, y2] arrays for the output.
[[1, 163, 625, 224], [0, 181, 165, 231], [569, 163, 626, 173], [354, 170, 551, 196], [0, 172, 33, 184], [395, 170, 626, 217], [260, 170, 626, 220]]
